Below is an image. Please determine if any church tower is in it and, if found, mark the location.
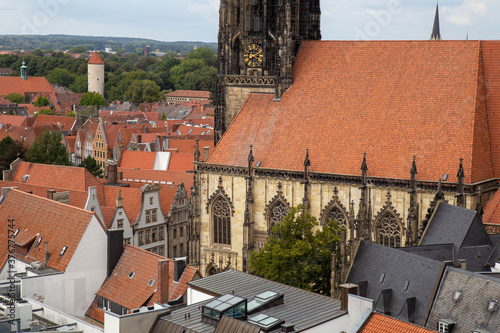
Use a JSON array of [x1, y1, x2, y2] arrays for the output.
[[214, 0, 321, 143], [88, 51, 105, 98]]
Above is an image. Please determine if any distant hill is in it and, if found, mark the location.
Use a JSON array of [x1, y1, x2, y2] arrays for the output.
[[0, 34, 217, 54]]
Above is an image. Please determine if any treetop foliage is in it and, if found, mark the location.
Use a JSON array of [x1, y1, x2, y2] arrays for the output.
[[26, 129, 72, 166], [250, 205, 344, 296]]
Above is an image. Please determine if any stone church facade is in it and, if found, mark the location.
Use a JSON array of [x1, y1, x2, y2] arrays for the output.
[[188, 1, 500, 287]]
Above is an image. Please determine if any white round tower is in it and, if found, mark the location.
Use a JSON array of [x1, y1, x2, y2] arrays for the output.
[[88, 51, 105, 98]]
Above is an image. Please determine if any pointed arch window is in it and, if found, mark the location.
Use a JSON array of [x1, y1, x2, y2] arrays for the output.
[[213, 198, 231, 245], [269, 201, 289, 231], [323, 205, 347, 227], [376, 212, 402, 248]]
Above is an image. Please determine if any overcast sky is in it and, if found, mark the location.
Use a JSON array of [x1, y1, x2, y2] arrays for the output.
[[1, 0, 498, 42]]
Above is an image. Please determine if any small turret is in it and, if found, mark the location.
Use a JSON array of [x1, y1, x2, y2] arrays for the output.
[[431, 3, 441, 40], [88, 51, 105, 98], [20, 60, 28, 81]]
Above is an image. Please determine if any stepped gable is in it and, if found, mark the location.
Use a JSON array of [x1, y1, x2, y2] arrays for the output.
[[208, 40, 500, 184]]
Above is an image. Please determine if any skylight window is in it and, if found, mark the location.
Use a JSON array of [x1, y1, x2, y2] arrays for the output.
[[148, 279, 155, 286], [379, 272, 386, 284], [403, 280, 410, 291], [13, 229, 19, 237], [36, 237, 42, 246], [60, 246, 67, 256], [248, 314, 284, 331], [129, 271, 135, 278]]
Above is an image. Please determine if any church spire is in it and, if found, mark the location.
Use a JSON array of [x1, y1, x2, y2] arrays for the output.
[[431, 3, 441, 40]]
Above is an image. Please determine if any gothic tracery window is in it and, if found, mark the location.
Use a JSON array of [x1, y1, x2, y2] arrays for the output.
[[269, 201, 289, 231], [324, 206, 347, 227], [213, 198, 231, 245], [376, 212, 402, 248]]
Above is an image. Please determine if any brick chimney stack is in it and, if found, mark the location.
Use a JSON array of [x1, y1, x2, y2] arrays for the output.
[[158, 259, 170, 304]]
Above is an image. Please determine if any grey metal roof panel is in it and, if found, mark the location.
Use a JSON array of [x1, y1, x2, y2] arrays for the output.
[[151, 269, 344, 333], [214, 316, 261, 333], [347, 241, 444, 326]]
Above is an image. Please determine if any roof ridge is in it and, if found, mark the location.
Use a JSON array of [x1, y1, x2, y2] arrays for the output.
[[8, 188, 94, 216]]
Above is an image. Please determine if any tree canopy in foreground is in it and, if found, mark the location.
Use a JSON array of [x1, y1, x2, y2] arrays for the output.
[[250, 204, 344, 296]]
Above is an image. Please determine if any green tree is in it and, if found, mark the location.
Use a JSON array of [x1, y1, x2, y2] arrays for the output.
[[26, 129, 72, 166], [80, 155, 103, 178], [6, 93, 25, 104], [0, 136, 25, 178], [250, 205, 344, 296], [124, 79, 161, 104], [79, 91, 107, 107], [33, 96, 50, 107], [37, 108, 55, 115], [46, 68, 74, 87]]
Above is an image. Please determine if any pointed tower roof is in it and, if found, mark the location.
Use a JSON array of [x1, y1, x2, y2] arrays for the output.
[[88, 51, 104, 65], [431, 4, 441, 40]]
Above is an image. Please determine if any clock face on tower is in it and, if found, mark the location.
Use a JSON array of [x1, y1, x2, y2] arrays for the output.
[[244, 43, 263, 67]]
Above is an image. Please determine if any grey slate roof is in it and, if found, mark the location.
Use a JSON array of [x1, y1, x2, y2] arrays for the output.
[[427, 267, 500, 333], [420, 202, 491, 249], [347, 241, 445, 326], [150, 269, 345, 333], [398, 244, 453, 262]]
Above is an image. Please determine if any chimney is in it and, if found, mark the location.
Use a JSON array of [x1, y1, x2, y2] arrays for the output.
[[340, 283, 358, 311], [158, 259, 170, 304], [47, 189, 56, 200], [116, 189, 123, 208], [174, 258, 186, 282], [107, 229, 124, 276], [44, 241, 50, 267], [108, 163, 118, 184], [138, 134, 142, 143], [144, 127, 149, 133], [281, 324, 295, 333], [203, 146, 210, 161]]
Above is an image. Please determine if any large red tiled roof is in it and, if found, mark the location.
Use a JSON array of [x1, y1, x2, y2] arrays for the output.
[[208, 41, 500, 184], [0, 180, 88, 209], [119, 150, 156, 169], [88, 51, 104, 65], [33, 114, 76, 131], [359, 313, 437, 332], [166, 139, 213, 156], [118, 168, 193, 189], [12, 161, 103, 193], [87, 245, 200, 323], [0, 189, 99, 272], [0, 115, 26, 127], [0, 77, 56, 96], [168, 153, 194, 172], [484, 188, 500, 226], [103, 186, 142, 225], [165, 90, 210, 99]]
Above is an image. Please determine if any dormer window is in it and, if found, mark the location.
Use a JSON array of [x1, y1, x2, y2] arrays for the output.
[[438, 319, 456, 333]]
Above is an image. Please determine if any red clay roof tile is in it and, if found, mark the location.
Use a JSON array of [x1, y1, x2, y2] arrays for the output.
[[88, 51, 104, 65], [359, 313, 437, 333], [208, 40, 500, 184]]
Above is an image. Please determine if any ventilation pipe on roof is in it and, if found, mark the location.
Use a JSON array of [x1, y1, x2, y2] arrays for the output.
[[138, 135, 142, 144], [340, 283, 358, 312], [158, 259, 170, 304]]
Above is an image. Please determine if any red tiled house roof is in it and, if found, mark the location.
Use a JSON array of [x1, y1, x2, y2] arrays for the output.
[[0, 180, 88, 209], [11, 161, 103, 193], [208, 41, 500, 184], [0, 189, 102, 272], [33, 114, 76, 131], [484, 188, 500, 226], [118, 168, 194, 194], [86, 245, 200, 324], [165, 90, 210, 99], [168, 153, 194, 172], [103, 186, 142, 225], [88, 51, 104, 65], [119, 150, 156, 169], [0, 77, 56, 97], [0, 115, 27, 127], [358, 313, 437, 333]]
